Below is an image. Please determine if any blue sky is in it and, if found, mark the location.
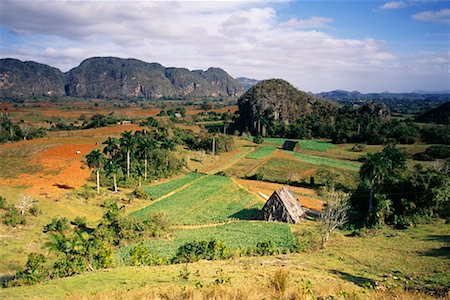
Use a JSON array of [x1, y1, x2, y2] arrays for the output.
[[0, 0, 449, 93]]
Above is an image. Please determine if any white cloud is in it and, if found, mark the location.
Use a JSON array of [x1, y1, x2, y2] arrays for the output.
[[280, 16, 334, 29], [0, 0, 448, 92], [379, 1, 408, 10], [412, 8, 450, 23]]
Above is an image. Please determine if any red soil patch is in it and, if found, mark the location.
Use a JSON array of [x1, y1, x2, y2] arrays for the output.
[[0, 141, 98, 200]]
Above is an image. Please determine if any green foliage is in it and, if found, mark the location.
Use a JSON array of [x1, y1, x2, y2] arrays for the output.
[[28, 205, 41, 217], [132, 186, 149, 200], [0, 116, 47, 144], [3, 207, 26, 227], [43, 217, 70, 233], [247, 146, 276, 159], [0, 196, 7, 209], [172, 239, 229, 263], [10, 253, 48, 286], [254, 240, 278, 256], [129, 244, 152, 266], [253, 135, 264, 144], [182, 132, 234, 154]]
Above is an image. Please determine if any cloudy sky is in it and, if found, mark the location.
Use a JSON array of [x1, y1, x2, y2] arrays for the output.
[[0, 0, 449, 93]]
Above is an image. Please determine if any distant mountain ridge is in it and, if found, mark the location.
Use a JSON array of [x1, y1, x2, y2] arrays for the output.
[[317, 90, 450, 101], [235, 77, 259, 91], [0, 57, 243, 99]]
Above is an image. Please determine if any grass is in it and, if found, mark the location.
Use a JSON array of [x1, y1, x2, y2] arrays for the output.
[[117, 221, 295, 261], [263, 138, 337, 151], [0, 144, 49, 178], [2, 222, 448, 299], [246, 146, 277, 159], [143, 172, 204, 199], [134, 175, 263, 225], [287, 151, 361, 171]]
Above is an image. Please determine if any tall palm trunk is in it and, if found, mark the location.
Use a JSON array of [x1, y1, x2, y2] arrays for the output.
[[127, 150, 130, 177], [369, 184, 374, 212], [113, 174, 117, 192], [96, 169, 100, 194], [144, 158, 148, 181]]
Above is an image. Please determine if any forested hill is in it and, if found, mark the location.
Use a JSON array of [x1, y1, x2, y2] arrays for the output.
[[0, 58, 66, 97], [415, 101, 450, 125], [235, 78, 337, 136], [0, 57, 243, 99]]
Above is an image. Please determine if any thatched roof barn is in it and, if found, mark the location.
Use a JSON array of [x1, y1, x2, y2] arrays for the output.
[[262, 185, 306, 223], [281, 140, 300, 151]]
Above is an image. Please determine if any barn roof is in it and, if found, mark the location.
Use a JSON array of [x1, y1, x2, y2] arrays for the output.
[[262, 185, 306, 224]]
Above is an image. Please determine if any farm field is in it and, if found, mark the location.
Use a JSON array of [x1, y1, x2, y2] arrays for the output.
[[117, 221, 295, 262], [134, 175, 263, 225], [246, 145, 277, 159]]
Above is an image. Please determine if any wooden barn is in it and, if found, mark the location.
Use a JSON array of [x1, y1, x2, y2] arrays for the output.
[[281, 140, 300, 151], [261, 185, 306, 224]]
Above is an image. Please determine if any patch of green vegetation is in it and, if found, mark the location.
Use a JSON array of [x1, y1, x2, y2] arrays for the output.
[[117, 221, 295, 261], [134, 175, 262, 225], [246, 146, 277, 159], [264, 138, 337, 151], [287, 151, 360, 171], [143, 172, 204, 199]]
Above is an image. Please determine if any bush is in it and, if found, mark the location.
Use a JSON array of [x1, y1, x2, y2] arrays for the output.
[[132, 186, 149, 200], [28, 206, 41, 217], [43, 217, 70, 233], [10, 253, 49, 286], [0, 196, 7, 209], [253, 135, 264, 144], [173, 239, 229, 263], [3, 207, 26, 227], [254, 240, 278, 256], [129, 244, 152, 266]]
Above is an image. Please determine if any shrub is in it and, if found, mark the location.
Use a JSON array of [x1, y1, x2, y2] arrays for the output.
[[0, 196, 7, 209], [254, 240, 278, 256], [10, 253, 49, 286], [350, 144, 366, 152], [72, 216, 87, 230], [3, 207, 26, 227], [129, 244, 152, 266], [43, 217, 70, 233], [133, 186, 149, 200], [173, 239, 229, 263], [253, 135, 264, 144], [29, 205, 41, 217]]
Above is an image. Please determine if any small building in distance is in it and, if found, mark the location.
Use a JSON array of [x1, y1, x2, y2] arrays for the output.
[[261, 185, 306, 224], [281, 140, 300, 151]]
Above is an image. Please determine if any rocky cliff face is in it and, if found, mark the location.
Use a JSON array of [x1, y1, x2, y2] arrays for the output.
[[0, 57, 243, 99], [0, 58, 66, 97], [236, 79, 326, 135], [64, 57, 243, 99]]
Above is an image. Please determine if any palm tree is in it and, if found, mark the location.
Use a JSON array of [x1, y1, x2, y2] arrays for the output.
[[105, 161, 121, 192], [102, 137, 119, 160], [137, 137, 155, 181], [359, 152, 389, 211], [86, 150, 106, 194], [119, 131, 135, 178]]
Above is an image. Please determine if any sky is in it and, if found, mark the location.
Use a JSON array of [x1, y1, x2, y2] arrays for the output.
[[0, 0, 449, 93]]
